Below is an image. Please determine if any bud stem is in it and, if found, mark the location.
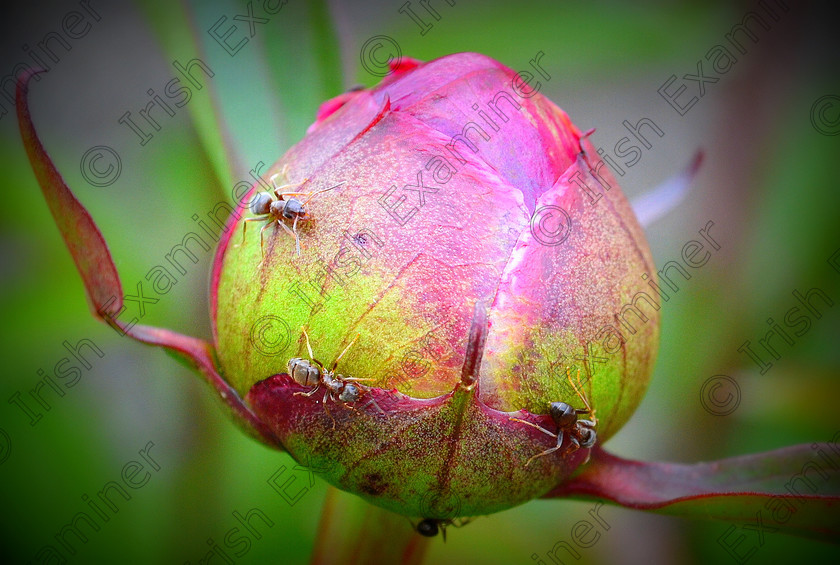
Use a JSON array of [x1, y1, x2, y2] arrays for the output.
[[311, 488, 430, 565]]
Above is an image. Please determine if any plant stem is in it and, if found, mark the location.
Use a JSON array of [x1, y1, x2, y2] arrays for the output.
[[310, 487, 430, 565]]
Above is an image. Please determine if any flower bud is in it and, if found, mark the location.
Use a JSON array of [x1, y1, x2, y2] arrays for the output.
[[211, 53, 658, 517]]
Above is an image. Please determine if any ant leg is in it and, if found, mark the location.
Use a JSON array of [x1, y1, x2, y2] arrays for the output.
[[274, 181, 311, 200], [511, 418, 568, 466], [509, 417, 557, 438], [277, 220, 299, 256], [257, 220, 277, 259], [235, 217, 268, 247], [270, 167, 305, 194], [270, 173, 281, 193], [524, 432, 565, 466], [566, 367, 590, 411], [524, 447, 561, 467], [323, 390, 337, 429], [270, 164, 309, 197], [292, 215, 302, 257], [274, 181, 308, 200], [343, 398, 362, 416], [294, 384, 321, 397], [563, 435, 581, 456], [272, 163, 290, 183]]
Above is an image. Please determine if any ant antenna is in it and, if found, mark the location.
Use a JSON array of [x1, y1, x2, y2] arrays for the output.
[[274, 181, 346, 204], [301, 327, 326, 368], [301, 181, 346, 206], [269, 164, 291, 191], [301, 326, 315, 359], [332, 333, 360, 371], [567, 367, 596, 425], [271, 168, 308, 197]]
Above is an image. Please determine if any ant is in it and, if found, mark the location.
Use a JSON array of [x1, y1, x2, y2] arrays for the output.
[[236, 164, 344, 258], [290, 328, 371, 425], [510, 367, 597, 466], [413, 518, 473, 541]]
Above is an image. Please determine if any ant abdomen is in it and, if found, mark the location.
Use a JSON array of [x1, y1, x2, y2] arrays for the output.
[[250, 192, 272, 215], [548, 401, 579, 428], [288, 357, 321, 387]]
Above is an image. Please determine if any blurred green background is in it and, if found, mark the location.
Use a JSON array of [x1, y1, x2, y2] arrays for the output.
[[1, 0, 838, 563]]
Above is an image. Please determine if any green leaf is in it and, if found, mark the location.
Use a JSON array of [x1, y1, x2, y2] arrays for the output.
[[137, 0, 241, 189], [257, 0, 343, 140]]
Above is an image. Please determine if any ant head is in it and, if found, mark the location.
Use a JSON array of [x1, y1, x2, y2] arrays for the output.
[[249, 192, 272, 215], [338, 383, 360, 403], [549, 402, 577, 427], [578, 426, 597, 448], [416, 519, 439, 537]]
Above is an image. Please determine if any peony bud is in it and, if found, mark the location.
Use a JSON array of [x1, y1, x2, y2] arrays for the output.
[[211, 53, 659, 518]]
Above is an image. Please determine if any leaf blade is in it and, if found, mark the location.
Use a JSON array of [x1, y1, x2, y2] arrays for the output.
[[544, 445, 840, 542], [16, 69, 280, 450], [16, 69, 123, 317]]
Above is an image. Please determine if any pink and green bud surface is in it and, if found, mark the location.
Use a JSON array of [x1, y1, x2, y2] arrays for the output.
[[212, 53, 657, 517]]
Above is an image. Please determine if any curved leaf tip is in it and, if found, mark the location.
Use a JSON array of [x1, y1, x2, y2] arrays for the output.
[[16, 67, 124, 319], [15, 67, 282, 450]]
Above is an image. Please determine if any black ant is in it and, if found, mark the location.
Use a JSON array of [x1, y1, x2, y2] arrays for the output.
[[510, 367, 597, 466], [290, 328, 371, 425], [236, 165, 343, 257], [414, 518, 473, 541]]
